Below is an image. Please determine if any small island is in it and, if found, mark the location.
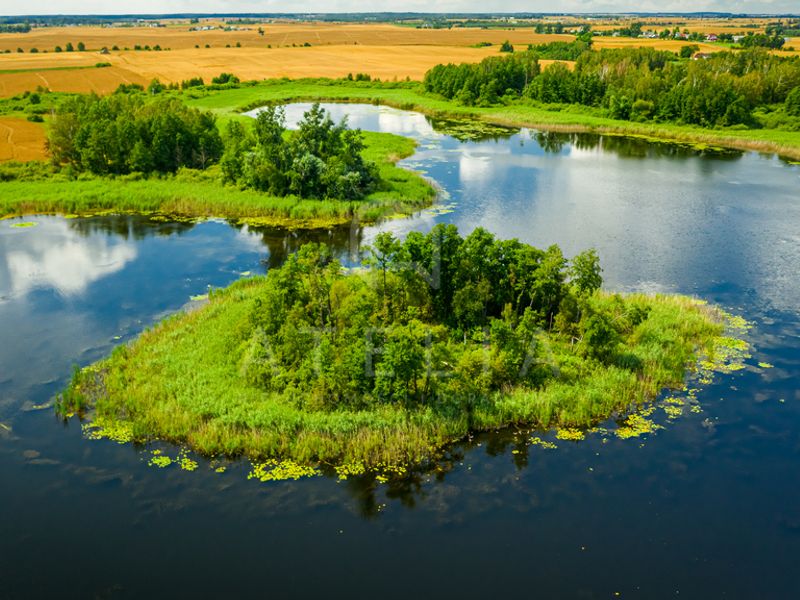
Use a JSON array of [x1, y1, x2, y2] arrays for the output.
[[59, 226, 742, 469]]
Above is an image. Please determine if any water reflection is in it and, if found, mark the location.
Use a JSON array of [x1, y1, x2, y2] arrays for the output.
[[67, 215, 197, 240], [2, 104, 800, 598], [0, 219, 138, 298]]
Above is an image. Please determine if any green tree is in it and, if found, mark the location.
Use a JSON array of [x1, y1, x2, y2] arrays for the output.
[[570, 249, 603, 296], [680, 44, 700, 59], [368, 231, 401, 315], [147, 78, 164, 94]]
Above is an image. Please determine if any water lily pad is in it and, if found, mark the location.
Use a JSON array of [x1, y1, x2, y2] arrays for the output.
[[10, 221, 38, 229]]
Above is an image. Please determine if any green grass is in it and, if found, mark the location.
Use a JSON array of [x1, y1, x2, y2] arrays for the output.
[[59, 275, 746, 469], [184, 78, 800, 160], [0, 130, 435, 228]]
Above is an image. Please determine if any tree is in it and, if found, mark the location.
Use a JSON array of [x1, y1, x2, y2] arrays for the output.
[[581, 312, 620, 361], [570, 249, 602, 296], [228, 103, 377, 200], [147, 78, 164, 95], [680, 44, 700, 59], [77, 41, 85, 51], [368, 231, 401, 315], [500, 40, 514, 53], [65, 42, 74, 52]]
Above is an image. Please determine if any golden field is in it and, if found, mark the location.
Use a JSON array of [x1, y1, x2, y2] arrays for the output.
[[0, 117, 47, 161], [0, 21, 733, 97]]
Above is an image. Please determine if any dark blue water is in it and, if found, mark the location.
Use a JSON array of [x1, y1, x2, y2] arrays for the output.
[[2, 104, 799, 599]]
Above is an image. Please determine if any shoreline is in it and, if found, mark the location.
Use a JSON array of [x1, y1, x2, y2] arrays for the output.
[[201, 80, 800, 162]]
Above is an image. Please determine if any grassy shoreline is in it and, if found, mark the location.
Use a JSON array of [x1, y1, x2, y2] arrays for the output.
[[0, 130, 436, 228], [59, 273, 748, 470], [186, 79, 800, 161]]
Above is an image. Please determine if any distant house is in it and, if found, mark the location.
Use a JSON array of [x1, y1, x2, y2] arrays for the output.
[[732, 35, 745, 43], [693, 52, 713, 60], [706, 34, 719, 42]]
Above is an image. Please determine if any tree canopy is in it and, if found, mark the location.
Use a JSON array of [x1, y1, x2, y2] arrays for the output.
[[424, 46, 800, 127], [242, 225, 616, 410], [47, 93, 223, 174], [220, 103, 378, 200]]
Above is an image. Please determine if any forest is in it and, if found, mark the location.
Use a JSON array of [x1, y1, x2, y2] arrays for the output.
[[424, 45, 800, 128]]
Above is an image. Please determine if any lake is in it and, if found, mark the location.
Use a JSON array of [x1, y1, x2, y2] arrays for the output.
[[1, 103, 799, 598]]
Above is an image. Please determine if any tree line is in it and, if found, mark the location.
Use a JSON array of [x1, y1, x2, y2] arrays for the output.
[[47, 94, 223, 174], [46, 95, 380, 201], [424, 46, 800, 127], [242, 225, 629, 410]]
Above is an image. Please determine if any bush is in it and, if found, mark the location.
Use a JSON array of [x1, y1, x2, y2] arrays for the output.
[[211, 72, 240, 85]]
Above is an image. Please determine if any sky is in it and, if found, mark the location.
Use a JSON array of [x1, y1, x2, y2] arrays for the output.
[[0, 1, 797, 17]]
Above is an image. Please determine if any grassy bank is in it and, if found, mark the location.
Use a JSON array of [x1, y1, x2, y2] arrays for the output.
[[0, 130, 435, 228], [59, 265, 746, 469], [186, 79, 800, 160]]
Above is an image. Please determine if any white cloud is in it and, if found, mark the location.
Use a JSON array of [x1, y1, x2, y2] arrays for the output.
[[0, 220, 137, 298]]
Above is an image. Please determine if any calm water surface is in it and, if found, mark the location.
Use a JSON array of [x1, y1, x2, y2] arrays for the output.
[[2, 104, 800, 599]]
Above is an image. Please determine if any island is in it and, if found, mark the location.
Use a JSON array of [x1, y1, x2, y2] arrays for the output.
[[58, 226, 745, 473]]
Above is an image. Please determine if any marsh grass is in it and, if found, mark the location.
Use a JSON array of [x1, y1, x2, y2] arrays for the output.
[[58, 277, 743, 468], [0, 131, 435, 228]]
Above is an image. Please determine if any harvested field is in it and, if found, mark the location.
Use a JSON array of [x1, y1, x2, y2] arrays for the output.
[[0, 117, 47, 162], [0, 65, 148, 96], [0, 23, 570, 53], [0, 44, 501, 96]]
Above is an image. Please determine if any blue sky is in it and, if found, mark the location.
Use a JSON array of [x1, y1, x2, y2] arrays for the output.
[[2, 1, 798, 16]]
